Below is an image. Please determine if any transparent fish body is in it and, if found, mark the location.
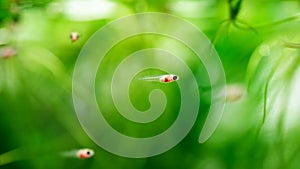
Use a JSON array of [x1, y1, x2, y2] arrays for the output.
[[60, 148, 94, 159], [140, 74, 179, 83]]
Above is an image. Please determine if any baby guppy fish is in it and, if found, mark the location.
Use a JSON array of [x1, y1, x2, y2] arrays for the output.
[[70, 31, 80, 42], [1, 47, 17, 59], [61, 148, 94, 159], [0, 148, 95, 166], [225, 84, 246, 102], [140, 74, 179, 83], [76, 149, 94, 159]]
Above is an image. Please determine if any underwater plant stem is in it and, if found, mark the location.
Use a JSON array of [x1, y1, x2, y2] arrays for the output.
[[255, 14, 300, 30], [262, 79, 269, 124], [233, 19, 258, 35], [284, 42, 300, 49], [0, 148, 28, 166], [255, 78, 270, 139]]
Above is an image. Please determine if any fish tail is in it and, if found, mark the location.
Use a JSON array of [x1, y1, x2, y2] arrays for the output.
[[60, 150, 77, 158], [139, 76, 160, 81]]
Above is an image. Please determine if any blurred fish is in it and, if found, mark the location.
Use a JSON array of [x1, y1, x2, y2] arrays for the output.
[[0, 147, 95, 166], [60, 148, 94, 159], [1, 46, 16, 59], [225, 84, 246, 102], [140, 74, 179, 83], [70, 31, 80, 42]]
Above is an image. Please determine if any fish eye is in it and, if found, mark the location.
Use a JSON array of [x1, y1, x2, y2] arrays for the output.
[[173, 75, 177, 80], [86, 151, 90, 155]]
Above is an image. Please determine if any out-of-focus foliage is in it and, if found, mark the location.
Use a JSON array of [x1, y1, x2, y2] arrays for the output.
[[1, 0, 300, 169]]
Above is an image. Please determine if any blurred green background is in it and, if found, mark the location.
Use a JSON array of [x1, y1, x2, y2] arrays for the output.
[[1, 0, 300, 168]]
